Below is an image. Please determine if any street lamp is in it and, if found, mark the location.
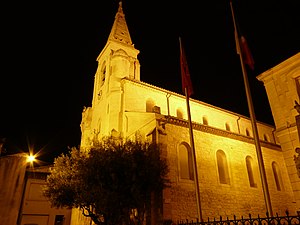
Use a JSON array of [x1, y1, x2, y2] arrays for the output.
[[26, 154, 36, 163], [17, 153, 37, 225]]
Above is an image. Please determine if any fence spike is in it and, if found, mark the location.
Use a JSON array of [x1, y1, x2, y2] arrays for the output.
[[176, 214, 299, 225], [285, 209, 289, 216]]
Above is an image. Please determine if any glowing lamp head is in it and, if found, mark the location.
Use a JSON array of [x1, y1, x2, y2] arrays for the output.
[[27, 154, 36, 163]]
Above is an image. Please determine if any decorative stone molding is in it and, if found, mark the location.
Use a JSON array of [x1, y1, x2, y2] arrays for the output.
[[158, 115, 281, 151]]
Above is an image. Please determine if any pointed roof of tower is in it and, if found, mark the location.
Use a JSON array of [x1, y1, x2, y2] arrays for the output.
[[108, 1, 133, 46]]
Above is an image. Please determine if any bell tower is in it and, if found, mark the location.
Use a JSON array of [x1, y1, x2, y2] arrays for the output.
[[80, 1, 140, 148]]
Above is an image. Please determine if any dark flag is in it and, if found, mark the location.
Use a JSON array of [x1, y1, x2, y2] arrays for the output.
[[240, 36, 255, 70], [179, 37, 194, 97], [231, 1, 255, 70], [178, 37, 203, 221]]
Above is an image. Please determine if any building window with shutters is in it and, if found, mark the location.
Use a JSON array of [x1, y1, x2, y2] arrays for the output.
[[54, 215, 65, 225]]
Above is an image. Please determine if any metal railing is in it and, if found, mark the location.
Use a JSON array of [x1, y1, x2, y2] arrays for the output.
[[176, 211, 300, 225]]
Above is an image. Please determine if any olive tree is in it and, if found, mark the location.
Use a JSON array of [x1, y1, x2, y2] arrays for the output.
[[43, 136, 169, 225]]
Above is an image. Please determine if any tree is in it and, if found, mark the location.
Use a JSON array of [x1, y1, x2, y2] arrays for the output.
[[43, 136, 169, 225]]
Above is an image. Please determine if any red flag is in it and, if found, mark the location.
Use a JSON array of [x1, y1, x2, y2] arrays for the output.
[[179, 38, 194, 97], [240, 36, 255, 70], [230, 1, 255, 70]]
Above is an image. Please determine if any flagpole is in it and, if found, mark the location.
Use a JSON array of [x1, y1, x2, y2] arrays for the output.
[[230, 1, 273, 216], [185, 87, 203, 222], [179, 37, 203, 221]]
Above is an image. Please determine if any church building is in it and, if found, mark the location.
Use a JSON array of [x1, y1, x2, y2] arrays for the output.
[[78, 1, 300, 224]]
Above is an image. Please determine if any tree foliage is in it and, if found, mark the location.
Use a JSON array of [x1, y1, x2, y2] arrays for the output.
[[43, 136, 169, 225]]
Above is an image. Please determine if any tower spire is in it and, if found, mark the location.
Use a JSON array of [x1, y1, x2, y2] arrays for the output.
[[108, 1, 133, 46]]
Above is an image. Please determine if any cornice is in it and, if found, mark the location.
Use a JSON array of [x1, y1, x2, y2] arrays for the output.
[[158, 115, 281, 151], [257, 52, 300, 82]]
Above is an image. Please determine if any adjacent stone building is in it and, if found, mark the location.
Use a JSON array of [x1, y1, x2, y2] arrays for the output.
[[0, 154, 27, 225], [77, 1, 300, 224], [0, 154, 72, 225], [18, 166, 72, 225], [257, 53, 300, 211]]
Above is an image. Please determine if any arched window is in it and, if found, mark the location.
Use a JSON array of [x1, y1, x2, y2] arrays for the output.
[[295, 76, 300, 99], [263, 134, 270, 142], [272, 162, 284, 191], [146, 99, 155, 112], [202, 116, 208, 125], [246, 156, 257, 188], [176, 108, 184, 119], [246, 128, 251, 137], [216, 150, 230, 184], [225, 122, 231, 131], [100, 62, 106, 87], [179, 143, 194, 180]]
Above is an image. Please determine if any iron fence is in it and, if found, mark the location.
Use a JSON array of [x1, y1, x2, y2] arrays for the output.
[[176, 211, 300, 225]]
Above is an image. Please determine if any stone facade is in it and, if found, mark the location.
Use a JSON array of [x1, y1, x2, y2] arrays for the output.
[[257, 52, 300, 210], [18, 166, 72, 225], [0, 154, 27, 225], [159, 119, 294, 221], [0, 155, 72, 225], [77, 1, 299, 224]]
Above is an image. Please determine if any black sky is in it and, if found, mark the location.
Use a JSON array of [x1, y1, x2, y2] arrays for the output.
[[1, 0, 299, 162]]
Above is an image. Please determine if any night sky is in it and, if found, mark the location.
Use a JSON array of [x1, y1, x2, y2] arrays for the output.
[[1, 0, 299, 162]]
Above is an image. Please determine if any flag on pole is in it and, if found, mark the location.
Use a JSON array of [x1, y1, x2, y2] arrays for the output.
[[230, 1, 273, 216], [230, 1, 255, 70], [179, 37, 202, 221], [179, 37, 194, 97], [240, 36, 255, 70]]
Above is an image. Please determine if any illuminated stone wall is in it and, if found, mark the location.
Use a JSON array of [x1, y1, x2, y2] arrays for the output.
[[0, 154, 27, 225], [81, 68, 297, 221], [19, 167, 72, 225], [159, 119, 295, 221], [257, 53, 300, 210], [122, 79, 277, 144]]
